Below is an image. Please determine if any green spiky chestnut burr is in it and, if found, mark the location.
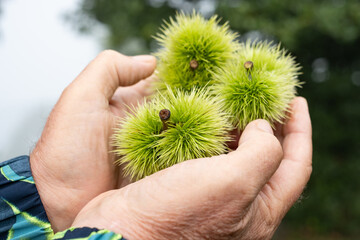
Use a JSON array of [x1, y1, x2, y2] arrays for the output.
[[212, 41, 302, 130], [154, 11, 238, 92], [113, 88, 232, 180]]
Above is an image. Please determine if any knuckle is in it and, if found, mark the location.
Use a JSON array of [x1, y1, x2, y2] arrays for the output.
[[97, 49, 123, 60], [60, 83, 75, 100], [261, 133, 283, 159]]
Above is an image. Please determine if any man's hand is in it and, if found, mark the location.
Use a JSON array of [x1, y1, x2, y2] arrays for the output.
[[71, 97, 312, 240], [30, 50, 157, 232]]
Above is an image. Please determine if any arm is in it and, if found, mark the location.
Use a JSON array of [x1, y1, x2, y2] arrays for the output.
[[1, 51, 157, 239], [0, 156, 125, 240], [0, 156, 53, 239]]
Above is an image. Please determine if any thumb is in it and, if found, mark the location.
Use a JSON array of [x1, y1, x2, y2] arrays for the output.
[[68, 50, 156, 101], [135, 120, 284, 209], [226, 119, 283, 194]]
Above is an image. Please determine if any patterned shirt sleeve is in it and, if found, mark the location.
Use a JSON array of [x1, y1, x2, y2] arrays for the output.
[[53, 227, 124, 240], [0, 156, 125, 240]]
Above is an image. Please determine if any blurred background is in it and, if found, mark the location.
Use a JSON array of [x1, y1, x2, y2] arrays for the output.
[[1, 0, 360, 239]]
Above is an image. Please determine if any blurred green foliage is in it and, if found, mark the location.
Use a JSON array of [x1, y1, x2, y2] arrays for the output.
[[70, 0, 360, 238]]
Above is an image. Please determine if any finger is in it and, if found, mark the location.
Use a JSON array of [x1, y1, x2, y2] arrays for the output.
[[226, 119, 283, 195], [260, 97, 312, 215], [112, 73, 158, 103], [130, 119, 283, 214], [127, 71, 159, 97], [109, 74, 158, 116], [68, 50, 156, 102]]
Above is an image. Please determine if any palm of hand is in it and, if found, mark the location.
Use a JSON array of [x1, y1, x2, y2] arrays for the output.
[[30, 51, 156, 232]]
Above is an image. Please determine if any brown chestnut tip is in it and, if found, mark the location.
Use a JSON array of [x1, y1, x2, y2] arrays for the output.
[[159, 109, 171, 121], [244, 61, 254, 70], [190, 59, 199, 70]]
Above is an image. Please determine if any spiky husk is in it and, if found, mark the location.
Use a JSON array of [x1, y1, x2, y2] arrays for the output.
[[212, 40, 302, 130], [113, 88, 232, 180], [154, 11, 238, 92]]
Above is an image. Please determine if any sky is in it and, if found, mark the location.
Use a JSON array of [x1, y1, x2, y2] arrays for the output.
[[0, 0, 102, 161]]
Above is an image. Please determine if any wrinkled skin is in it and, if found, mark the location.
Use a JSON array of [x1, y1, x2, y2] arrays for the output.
[[30, 50, 312, 239], [30, 51, 157, 231]]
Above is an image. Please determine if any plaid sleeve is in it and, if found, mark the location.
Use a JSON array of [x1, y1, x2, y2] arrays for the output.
[[0, 156, 125, 240]]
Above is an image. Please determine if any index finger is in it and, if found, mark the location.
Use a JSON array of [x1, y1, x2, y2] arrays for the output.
[[68, 50, 156, 101], [260, 97, 312, 214]]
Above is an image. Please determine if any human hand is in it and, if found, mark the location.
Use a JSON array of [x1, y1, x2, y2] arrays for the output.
[[72, 97, 312, 240], [29, 50, 157, 232]]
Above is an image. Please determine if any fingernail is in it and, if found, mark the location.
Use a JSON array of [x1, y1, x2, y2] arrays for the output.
[[132, 55, 156, 63], [256, 120, 273, 134]]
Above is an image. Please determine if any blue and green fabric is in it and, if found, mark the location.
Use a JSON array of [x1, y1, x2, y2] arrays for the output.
[[0, 156, 124, 240], [53, 228, 123, 240]]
